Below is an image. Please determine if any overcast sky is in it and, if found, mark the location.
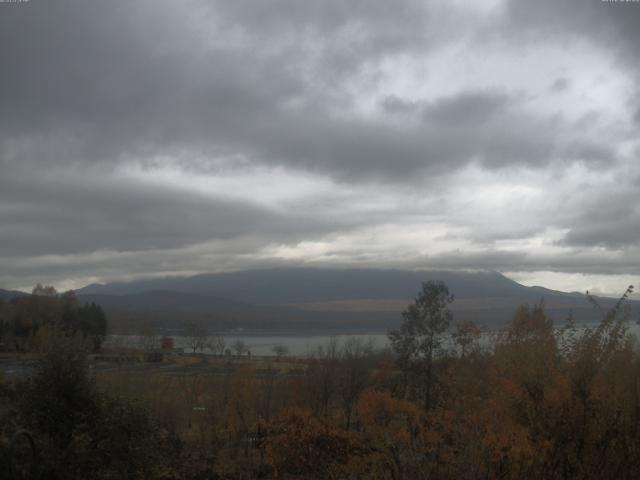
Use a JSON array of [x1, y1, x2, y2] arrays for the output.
[[1, 0, 640, 295]]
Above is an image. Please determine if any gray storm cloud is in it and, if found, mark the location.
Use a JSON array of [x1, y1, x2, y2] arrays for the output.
[[1, 0, 639, 291]]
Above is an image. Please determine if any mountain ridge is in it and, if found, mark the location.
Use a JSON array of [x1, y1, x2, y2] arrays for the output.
[[6, 269, 633, 333], [0, 288, 27, 301], [76, 268, 584, 303]]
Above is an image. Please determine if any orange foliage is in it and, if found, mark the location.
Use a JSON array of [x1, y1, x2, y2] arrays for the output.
[[160, 336, 174, 349], [264, 407, 351, 479], [358, 389, 421, 429]]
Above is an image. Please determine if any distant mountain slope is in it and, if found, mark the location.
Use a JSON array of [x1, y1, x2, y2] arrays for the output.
[[0, 288, 27, 301], [77, 290, 398, 334], [5, 270, 634, 333], [77, 268, 567, 304], [75, 268, 637, 333], [80, 290, 253, 312]]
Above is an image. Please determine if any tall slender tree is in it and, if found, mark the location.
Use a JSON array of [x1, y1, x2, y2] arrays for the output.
[[388, 280, 454, 412]]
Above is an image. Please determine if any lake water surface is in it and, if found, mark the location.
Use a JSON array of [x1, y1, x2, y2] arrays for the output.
[[106, 322, 640, 357], [107, 332, 391, 357]]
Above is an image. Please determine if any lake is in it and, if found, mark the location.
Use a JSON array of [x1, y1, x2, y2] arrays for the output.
[[106, 332, 392, 357], [105, 322, 640, 357]]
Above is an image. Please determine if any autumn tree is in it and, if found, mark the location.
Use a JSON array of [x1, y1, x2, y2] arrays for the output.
[[264, 408, 351, 479], [232, 339, 248, 357], [15, 333, 181, 478], [31, 283, 58, 297], [208, 333, 226, 356], [357, 389, 423, 478], [177, 372, 206, 429], [550, 286, 638, 478], [226, 365, 258, 458], [306, 337, 340, 418], [2, 286, 107, 352], [61, 298, 108, 350], [139, 323, 160, 350], [338, 337, 374, 429], [184, 320, 208, 353], [161, 335, 174, 349], [484, 303, 560, 477], [272, 344, 289, 360], [388, 280, 454, 412], [452, 319, 481, 358]]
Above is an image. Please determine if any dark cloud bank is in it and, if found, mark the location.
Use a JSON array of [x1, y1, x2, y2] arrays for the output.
[[1, 0, 639, 291]]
